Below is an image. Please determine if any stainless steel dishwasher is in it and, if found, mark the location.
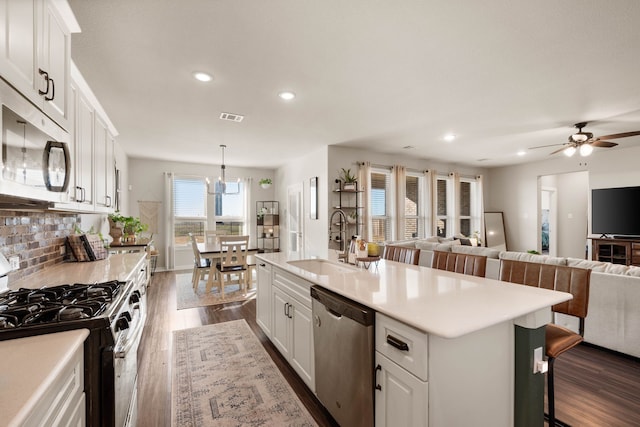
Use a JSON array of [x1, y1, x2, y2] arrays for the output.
[[311, 286, 375, 427]]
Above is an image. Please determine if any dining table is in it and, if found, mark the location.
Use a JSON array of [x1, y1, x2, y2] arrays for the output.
[[196, 241, 259, 293]]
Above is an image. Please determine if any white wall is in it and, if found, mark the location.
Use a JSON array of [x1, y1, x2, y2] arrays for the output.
[[276, 145, 329, 258], [127, 157, 275, 270], [487, 145, 640, 254]]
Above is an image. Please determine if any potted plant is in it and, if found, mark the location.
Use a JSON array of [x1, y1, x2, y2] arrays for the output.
[[108, 212, 127, 245], [108, 212, 148, 243], [339, 168, 357, 190], [347, 211, 357, 224], [259, 178, 272, 189]]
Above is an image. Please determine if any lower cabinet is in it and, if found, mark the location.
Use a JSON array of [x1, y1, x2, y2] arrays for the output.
[[375, 313, 429, 427], [267, 265, 315, 391], [256, 261, 272, 338], [375, 352, 428, 427]]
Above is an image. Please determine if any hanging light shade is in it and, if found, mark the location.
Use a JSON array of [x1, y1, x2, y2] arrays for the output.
[[207, 144, 240, 195], [579, 143, 594, 156], [563, 145, 576, 157]]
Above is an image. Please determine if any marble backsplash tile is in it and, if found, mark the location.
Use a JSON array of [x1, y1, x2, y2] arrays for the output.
[[0, 211, 79, 283]]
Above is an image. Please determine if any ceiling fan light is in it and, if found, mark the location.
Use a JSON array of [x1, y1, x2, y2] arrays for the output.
[[572, 133, 589, 143], [579, 143, 594, 156], [563, 146, 576, 157]]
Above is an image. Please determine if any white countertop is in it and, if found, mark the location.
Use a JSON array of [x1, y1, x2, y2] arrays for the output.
[[8, 252, 146, 290], [0, 329, 89, 425], [257, 252, 573, 338]]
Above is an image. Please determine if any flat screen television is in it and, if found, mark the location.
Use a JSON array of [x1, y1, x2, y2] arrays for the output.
[[592, 186, 640, 237]]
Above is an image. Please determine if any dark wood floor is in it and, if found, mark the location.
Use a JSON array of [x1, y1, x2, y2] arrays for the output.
[[136, 270, 338, 427], [137, 271, 640, 427]]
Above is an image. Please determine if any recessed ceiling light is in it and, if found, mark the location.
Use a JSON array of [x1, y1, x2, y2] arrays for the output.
[[517, 150, 526, 156], [443, 133, 456, 142], [193, 72, 213, 82], [278, 91, 296, 100]]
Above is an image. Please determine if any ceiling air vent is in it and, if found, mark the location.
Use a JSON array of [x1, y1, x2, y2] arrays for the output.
[[219, 112, 244, 122]]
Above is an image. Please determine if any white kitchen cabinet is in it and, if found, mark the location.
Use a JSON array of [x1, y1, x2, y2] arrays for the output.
[[0, 0, 78, 130], [375, 352, 428, 427], [256, 261, 272, 338], [269, 265, 315, 391], [375, 313, 429, 427], [70, 75, 94, 208], [94, 113, 115, 211], [0, 329, 88, 427], [60, 61, 118, 213], [0, 0, 37, 96]]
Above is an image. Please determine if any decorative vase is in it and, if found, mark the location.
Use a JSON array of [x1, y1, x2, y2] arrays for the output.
[[109, 219, 123, 245], [344, 182, 356, 191], [260, 183, 271, 189]]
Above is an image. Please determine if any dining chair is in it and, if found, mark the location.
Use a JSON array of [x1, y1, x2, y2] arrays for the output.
[[499, 259, 591, 426], [215, 235, 250, 298], [205, 230, 225, 245], [189, 233, 211, 290]]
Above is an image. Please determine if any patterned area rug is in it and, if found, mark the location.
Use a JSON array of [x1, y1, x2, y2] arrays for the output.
[[176, 273, 256, 310], [171, 320, 318, 426]]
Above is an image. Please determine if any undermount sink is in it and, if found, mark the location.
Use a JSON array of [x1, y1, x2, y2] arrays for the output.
[[287, 259, 359, 276]]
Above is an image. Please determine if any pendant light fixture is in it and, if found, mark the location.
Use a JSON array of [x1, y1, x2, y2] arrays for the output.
[[207, 144, 240, 195]]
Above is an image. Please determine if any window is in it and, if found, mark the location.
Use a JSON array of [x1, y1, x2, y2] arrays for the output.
[[213, 181, 245, 234], [436, 175, 451, 237], [459, 177, 481, 238], [173, 176, 207, 245], [404, 173, 423, 239], [370, 168, 392, 242]]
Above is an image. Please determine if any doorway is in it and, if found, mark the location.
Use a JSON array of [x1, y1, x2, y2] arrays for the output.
[[540, 187, 557, 256], [538, 171, 589, 259], [287, 183, 304, 257]]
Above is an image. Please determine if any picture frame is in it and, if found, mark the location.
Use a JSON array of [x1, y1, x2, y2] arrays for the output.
[[310, 176, 318, 220]]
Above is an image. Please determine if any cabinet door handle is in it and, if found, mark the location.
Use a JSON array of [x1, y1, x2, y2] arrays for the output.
[[386, 334, 409, 351], [287, 303, 293, 319], [284, 302, 289, 318], [76, 186, 86, 203], [259, 263, 266, 267], [374, 364, 382, 391], [38, 68, 50, 96], [45, 77, 55, 101], [105, 195, 112, 207]]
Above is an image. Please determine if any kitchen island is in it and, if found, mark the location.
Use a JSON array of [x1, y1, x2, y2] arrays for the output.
[[256, 252, 572, 427]]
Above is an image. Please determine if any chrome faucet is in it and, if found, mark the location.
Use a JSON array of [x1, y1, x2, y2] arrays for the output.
[[329, 209, 348, 261]]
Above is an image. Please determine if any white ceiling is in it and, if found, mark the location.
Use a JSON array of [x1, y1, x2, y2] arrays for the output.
[[67, 0, 640, 169]]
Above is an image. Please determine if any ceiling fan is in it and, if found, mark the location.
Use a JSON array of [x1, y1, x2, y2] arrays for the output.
[[530, 122, 640, 157]]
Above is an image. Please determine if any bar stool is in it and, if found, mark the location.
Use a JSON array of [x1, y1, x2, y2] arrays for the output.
[[499, 260, 591, 426]]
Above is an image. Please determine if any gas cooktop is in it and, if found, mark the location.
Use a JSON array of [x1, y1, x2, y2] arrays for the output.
[[0, 281, 125, 330]]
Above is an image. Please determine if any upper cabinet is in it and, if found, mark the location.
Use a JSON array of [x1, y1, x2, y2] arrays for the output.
[[66, 62, 118, 213], [0, 0, 80, 131]]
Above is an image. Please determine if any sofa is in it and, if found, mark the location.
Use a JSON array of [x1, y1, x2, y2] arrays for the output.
[[383, 237, 640, 358]]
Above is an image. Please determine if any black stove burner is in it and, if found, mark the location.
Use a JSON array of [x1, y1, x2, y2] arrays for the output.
[[0, 280, 123, 327]]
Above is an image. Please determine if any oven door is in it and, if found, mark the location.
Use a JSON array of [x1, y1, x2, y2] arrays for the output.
[[113, 298, 145, 427], [0, 78, 70, 203]]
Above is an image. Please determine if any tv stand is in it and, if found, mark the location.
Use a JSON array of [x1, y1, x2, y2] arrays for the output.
[[592, 237, 640, 267]]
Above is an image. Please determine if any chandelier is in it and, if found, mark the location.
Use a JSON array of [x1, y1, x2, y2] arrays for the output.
[[207, 144, 240, 195]]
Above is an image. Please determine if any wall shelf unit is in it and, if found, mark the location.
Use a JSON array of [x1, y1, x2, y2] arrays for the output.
[[330, 180, 363, 253], [257, 201, 279, 253], [592, 238, 640, 267]]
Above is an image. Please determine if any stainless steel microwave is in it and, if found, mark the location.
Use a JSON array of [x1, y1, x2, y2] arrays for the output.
[[0, 78, 71, 203]]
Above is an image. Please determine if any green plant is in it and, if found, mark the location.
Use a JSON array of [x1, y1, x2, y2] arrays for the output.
[[108, 212, 148, 235], [527, 249, 541, 255], [339, 168, 357, 183], [259, 178, 272, 185]]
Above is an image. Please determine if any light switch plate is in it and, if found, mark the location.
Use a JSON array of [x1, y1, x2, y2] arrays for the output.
[[9, 256, 19, 270]]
